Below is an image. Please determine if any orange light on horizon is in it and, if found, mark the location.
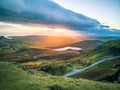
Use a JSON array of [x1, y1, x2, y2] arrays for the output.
[[0, 22, 88, 49], [29, 36, 86, 49], [0, 22, 84, 37]]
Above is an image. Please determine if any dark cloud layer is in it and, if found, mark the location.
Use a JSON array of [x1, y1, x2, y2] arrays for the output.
[[0, 0, 120, 38]]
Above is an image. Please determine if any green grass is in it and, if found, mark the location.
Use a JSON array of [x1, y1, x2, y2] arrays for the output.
[[0, 61, 120, 90], [21, 58, 84, 75], [73, 40, 120, 66], [0, 38, 120, 89], [71, 58, 120, 83]]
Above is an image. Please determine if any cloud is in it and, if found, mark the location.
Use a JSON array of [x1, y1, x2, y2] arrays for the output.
[[0, 0, 120, 38], [0, 0, 99, 28], [0, 24, 13, 29], [0, 22, 15, 30]]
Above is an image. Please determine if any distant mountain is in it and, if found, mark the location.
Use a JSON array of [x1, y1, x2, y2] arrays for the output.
[[0, 36, 6, 40], [69, 40, 104, 50], [11, 35, 84, 48]]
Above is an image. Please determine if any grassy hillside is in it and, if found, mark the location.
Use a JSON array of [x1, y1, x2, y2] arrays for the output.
[[75, 40, 120, 66], [71, 58, 120, 82], [0, 36, 104, 76], [20, 40, 105, 75], [0, 36, 80, 62], [0, 36, 120, 82], [69, 40, 120, 82], [69, 40, 104, 50], [0, 61, 120, 90]]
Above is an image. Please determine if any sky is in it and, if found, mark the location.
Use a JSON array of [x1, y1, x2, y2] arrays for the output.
[[53, 0, 120, 29], [0, 0, 120, 38]]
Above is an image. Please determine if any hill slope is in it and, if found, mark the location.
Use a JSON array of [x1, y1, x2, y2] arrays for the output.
[[79, 40, 120, 65], [0, 61, 120, 90], [68, 40, 120, 82], [72, 58, 120, 82]]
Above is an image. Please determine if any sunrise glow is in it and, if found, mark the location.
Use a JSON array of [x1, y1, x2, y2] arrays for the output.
[[0, 22, 82, 37]]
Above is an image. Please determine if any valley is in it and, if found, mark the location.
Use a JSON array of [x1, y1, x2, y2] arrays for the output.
[[0, 35, 120, 90]]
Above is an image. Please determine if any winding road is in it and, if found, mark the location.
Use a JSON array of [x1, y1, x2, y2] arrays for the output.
[[64, 56, 120, 77]]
